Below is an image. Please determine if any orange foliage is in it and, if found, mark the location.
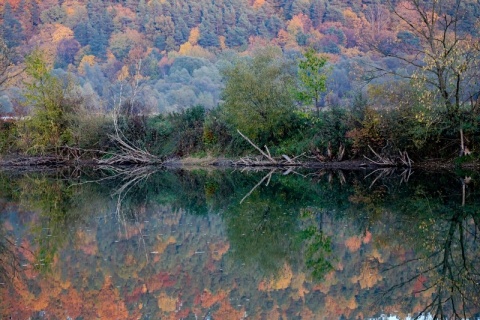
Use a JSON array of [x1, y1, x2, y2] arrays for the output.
[[363, 230, 372, 244], [76, 229, 98, 255], [265, 306, 282, 319], [146, 272, 176, 292], [212, 299, 245, 320], [178, 42, 213, 58], [209, 241, 230, 261], [152, 235, 176, 260], [351, 262, 383, 289], [6, 0, 22, 9], [345, 236, 362, 252], [200, 289, 228, 308], [323, 296, 356, 318], [95, 277, 129, 319], [412, 274, 427, 297], [275, 29, 297, 49], [252, 0, 266, 9], [312, 270, 337, 294]]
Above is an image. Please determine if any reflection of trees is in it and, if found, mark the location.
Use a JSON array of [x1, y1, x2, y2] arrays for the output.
[[222, 171, 350, 279], [374, 175, 480, 319], [0, 228, 22, 289]]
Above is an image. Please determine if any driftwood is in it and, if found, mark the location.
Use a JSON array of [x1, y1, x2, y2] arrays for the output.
[[314, 143, 345, 162], [0, 156, 67, 166], [235, 130, 304, 166], [99, 108, 162, 165], [363, 145, 413, 167]]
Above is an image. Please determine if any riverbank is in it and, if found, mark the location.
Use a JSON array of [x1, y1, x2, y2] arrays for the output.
[[1, 154, 478, 171]]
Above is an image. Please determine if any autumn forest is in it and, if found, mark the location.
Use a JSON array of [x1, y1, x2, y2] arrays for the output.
[[1, 0, 480, 318], [0, 0, 479, 164]]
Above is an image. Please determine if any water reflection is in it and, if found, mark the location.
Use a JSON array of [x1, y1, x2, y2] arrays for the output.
[[0, 168, 479, 319]]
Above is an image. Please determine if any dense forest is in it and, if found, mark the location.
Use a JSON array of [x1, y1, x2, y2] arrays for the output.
[[0, 0, 480, 163]]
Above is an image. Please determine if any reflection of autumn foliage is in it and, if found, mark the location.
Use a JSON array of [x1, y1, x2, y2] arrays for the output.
[[157, 292, 178, 312], [258, 263, 293, 291], [96, 277, 129, 319], [351, 260, 383, 289], [345, 236, 362, 252], [209, 241, 229, 261]]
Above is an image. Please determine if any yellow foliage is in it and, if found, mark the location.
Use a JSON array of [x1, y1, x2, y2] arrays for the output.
[[259, 264, 293, 291], [343, 8, 363, 29], [212, 299, 245, 320], [153, 235, 176, 255], [219, 36, 226, 50], [52, 24, 74, 43], [351, 262, 383, 289], [178, 42, 213, 58], [179, 42, 193, 55], [291, 272, 309, 300], [346, 296, 358, 310], [188, 27, 200, 45], [117, 65, 129, 81], [287, 14, 305, 35], [78, 55, 96, 75], [209, 241, 230, 260], [157, 292, 177, 312]]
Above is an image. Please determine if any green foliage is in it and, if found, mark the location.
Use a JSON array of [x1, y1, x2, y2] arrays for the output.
[[220, 47, 297, 147], [146, 105, 206, 157], [297, 48, 328, 116], [18, 50, 77, 155], [0, 120, 18, 154], [301, 225, 334, 280]]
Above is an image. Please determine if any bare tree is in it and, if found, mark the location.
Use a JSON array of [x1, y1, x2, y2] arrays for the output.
[[369, 0, 480, 155], [364, 2, 391, 39]]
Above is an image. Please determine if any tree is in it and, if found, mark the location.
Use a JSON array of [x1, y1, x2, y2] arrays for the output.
[[374, 0, 480, 156], [297, 48, 328, 116], [20, 50, 77, 155], [221, 46, 296, 144]]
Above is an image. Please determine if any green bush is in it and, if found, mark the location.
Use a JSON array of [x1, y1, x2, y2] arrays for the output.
[[146, 105, 206, 157]]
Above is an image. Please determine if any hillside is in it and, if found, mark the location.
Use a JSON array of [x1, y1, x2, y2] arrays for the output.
[[0, 0, 475, 112]]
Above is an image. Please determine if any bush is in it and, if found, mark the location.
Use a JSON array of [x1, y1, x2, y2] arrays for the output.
[[146, 105, 206, 157]]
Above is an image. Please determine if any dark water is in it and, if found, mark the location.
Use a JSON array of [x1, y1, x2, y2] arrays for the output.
[[0, 167, 479, 319]]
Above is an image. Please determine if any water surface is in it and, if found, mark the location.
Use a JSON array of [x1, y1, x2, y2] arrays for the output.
[[0, 168, 479, 319]]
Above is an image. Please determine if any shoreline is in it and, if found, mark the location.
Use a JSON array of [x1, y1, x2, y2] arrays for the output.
[[0, 155, 478, 172]]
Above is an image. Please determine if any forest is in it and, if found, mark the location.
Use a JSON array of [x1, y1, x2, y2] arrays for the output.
[[0, 0, 480, 165]]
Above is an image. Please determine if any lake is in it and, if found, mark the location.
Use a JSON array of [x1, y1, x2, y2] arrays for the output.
[[0, 167, 479, 319]]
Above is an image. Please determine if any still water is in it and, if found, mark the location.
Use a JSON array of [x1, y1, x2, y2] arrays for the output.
[[0, 167, 479, 319]]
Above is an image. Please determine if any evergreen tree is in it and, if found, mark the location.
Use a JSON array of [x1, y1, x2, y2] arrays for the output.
[[199, 19, 220, 47]]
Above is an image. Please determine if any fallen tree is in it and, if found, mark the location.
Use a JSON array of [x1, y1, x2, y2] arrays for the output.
[[234, 130, 305, 167]]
